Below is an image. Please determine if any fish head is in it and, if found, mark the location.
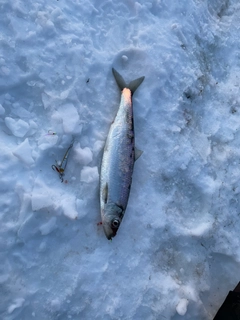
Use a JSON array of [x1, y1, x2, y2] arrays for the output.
[[102, 203, 124, 240]]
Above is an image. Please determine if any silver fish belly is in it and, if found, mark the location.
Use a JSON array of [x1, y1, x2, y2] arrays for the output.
[[100, 68, 144, 240]]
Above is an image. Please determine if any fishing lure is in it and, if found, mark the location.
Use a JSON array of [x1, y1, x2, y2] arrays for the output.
[[45, 130, 57, 136], [52, 139, 74, 182]]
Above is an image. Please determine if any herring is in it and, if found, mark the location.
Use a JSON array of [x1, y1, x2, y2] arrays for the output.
[[100, 68, 144, 240]]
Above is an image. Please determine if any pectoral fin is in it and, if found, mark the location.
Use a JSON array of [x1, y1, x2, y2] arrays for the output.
[[102, 183, 108, 204], [135, 148, 143, 161]]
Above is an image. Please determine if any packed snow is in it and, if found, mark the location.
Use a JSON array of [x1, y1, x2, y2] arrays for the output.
[[1, 0, 240, 319]]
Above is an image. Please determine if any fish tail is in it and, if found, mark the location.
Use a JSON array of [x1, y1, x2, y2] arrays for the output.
[[112, 68, 144, 95]]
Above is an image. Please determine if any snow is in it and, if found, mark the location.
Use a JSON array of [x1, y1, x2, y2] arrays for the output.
[[58, 103, 80, 134], [1, 0, 240, 319], [80, 166, 99, 183], [8, 298, 25, 315], [13, 138, 34, 166], [74, 143, 93, 165], [176, 298, 189, 316], [5, 117, 29, 138]]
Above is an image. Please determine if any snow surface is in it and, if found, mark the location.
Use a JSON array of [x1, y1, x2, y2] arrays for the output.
[[1, 0, 240, 319]]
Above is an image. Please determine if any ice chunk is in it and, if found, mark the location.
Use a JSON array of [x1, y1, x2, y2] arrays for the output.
[[61, 196, 78, 219], [74, 143, 93, 165], [80, 166, 99, 183], [12, 104, 31, 118], [93, 140, 104, 155], [42, 92, 52, 110], [28, 120, 38, 136], [5, 117, 29, 137], [13, 138, 34, 166], [32, 177, 77, 218], [58, 103, 79, 134], [176, 299, 189, 316], [39, 217, 57, 235], [38, 133, 58, 150], [31, 177, 58, 211], [32, 188, 55, 211]]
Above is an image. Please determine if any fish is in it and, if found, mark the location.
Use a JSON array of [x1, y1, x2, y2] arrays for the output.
[[100, 68, 144, 240]]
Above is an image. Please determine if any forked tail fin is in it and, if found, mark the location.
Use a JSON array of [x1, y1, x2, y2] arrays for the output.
[[112, 68, 144, 95]]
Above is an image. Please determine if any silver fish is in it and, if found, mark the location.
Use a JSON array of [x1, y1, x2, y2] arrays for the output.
[[100, 68, 144, 240]]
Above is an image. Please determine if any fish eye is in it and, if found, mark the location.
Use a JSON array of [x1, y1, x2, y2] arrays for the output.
[[111, 219, 120, 229]]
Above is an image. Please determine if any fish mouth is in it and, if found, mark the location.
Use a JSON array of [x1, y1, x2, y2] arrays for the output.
[[106, 234, 113, 241], [102, 223, 117, 240]]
